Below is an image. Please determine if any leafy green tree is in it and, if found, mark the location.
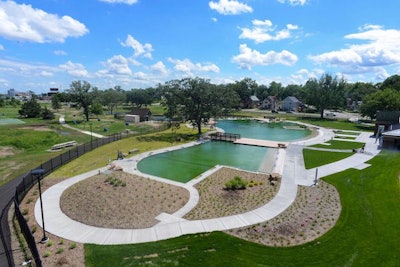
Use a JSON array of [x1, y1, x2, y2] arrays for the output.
[[380, 74, 400, 91], [90, 102, 103, 117], [126, 89, 153, 107], [305, 73, 346, 119], [18, 98, 42, 118], [51, 94, 62, 110], [162, 77, 235, 134], [0, 98, 4, 107], [346, 82, 377, 103], [359, 88, 400, 119], [42, 106, 55, 120], [100, 87, 126, 114], [68, 80, 94, 122]]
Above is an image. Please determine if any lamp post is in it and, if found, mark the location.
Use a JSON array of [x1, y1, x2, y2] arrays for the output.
[[89, 122, 93, 144], [31, 168, 48, 244]]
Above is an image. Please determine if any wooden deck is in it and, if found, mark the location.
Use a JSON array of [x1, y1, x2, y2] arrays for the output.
[[234, 138, 288, 148]]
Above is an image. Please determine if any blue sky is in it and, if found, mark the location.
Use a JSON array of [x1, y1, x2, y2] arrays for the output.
[[1, 0, 400, 93]]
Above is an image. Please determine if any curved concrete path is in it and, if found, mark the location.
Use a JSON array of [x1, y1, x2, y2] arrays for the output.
[[35, 125, 380, 245]]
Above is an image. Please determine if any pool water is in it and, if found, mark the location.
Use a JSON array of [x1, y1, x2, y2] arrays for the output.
[[216, 119, 309, 141], [137, 142, 268, 183], [138, 119, 310, 182]]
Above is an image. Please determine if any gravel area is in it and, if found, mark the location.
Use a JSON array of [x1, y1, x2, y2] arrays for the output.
[[18, 166, 341, 266], [226, 180, 341, 247], [184, 167, 280, 219], [60, 172, 190, 229]]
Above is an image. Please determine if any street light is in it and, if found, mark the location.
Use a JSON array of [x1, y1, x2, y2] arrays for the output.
[[89, 122, 93, 144], [31, 168, 48, 244]]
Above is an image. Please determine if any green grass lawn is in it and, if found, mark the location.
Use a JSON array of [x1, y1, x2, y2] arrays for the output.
[[85, 151, 400, 266], [303, 149, 354, 169], [310, 140, 365, 150]]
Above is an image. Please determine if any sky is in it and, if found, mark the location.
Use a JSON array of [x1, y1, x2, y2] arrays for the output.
[[1, 0, 400, 94]]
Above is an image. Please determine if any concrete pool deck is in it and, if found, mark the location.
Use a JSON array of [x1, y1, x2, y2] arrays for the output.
[[35, 125, 381, 245]]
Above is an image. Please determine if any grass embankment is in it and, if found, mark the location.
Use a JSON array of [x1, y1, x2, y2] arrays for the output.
[[85, 150, 400, 266], [47, 126, 200, 179], [303, 149, 354, 169]]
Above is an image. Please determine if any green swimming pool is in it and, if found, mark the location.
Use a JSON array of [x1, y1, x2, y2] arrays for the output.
[[137, 119, 311, 183], [137, 142, 268, 183]]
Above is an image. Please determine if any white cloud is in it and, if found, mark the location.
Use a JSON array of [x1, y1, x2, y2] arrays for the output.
[[277, 0, 308, 6], [103, 55, 132, 75], [232, 44, 298, 70], [168, 58, 220, 75], [40, 71, 53, 77], [54, 50, 67, 56], [212, 17, 218, 22], [239, 20, 299, 43], [309, 25, 400, 70], [0, 1, 88, 43], [209, 0, 253, 15], [151, 61, 168, 76], [99, 0, 138, 4], [59, 61, 89, 77], [0, 44, 4, 50], [121, 35, 153, 59]]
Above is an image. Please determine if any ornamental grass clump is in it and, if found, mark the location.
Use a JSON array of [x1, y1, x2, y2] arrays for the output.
[[225, 176, 247, 190]]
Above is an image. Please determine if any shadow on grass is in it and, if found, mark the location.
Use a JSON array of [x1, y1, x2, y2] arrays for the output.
[[137, 132, 201, 143]]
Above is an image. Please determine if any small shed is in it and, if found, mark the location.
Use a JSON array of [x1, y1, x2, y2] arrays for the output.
[[374, 111, 400, 136], [381, 129, 400, 150], [130, 108, 152, 122], [124, 114, 140, 123]]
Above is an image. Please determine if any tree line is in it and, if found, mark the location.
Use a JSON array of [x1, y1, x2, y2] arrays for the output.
[[11, 73, 400, 132]]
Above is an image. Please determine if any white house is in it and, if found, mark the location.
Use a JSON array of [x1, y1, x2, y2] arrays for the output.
[[282, 96, 302, 112]]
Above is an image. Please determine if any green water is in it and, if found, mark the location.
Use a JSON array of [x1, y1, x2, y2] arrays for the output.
[[216, 119, 309, 141], [137, 142, 268, 183], [138, 120, 311, 182]]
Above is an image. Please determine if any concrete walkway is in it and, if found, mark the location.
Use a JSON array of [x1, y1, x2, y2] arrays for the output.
[[58, 114, 105, 138], [35, 125, 380, 245]]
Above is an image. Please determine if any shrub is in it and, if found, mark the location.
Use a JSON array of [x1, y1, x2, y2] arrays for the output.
[[225, 176, 247, 190], [69, 242, 77, 250]]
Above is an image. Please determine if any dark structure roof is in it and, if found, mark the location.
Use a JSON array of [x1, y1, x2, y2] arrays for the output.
[[376, 111, 400, 123]]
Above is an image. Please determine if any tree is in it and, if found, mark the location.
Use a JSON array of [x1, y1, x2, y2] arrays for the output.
[[51, 94, 62, 110], [42, 106, 55, 120], [68, 80, 94, 122], [305, 74, 346, 119], [380, 74, 400, 91], [18, 98, 42, 118], [359, 88, 400, 119], [126, 89, 153, 107], [100, 87, 126, 114], [90, 102, 103, 117], [162, 77, 235, 135]]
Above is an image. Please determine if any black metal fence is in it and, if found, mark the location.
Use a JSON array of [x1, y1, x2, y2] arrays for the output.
[[1, 132, 125, 266]]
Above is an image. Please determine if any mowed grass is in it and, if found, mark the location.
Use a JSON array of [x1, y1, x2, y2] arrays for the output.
[[310, 140, 365, 150], [303, 149, 354, 169], [85, 150, 400, 266]]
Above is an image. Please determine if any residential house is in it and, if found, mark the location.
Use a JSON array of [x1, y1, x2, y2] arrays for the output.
[[282, 96, 302, 112], [261, 96, 278, 112]]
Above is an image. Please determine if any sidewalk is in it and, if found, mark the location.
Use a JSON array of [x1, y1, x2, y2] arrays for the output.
[[35, 126, 380, 244]]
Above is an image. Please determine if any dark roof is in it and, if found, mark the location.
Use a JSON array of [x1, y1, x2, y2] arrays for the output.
[[130, 108, 152, 117], [376, 111, 400, 123]]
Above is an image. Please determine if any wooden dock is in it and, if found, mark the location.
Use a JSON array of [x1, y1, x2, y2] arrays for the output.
[[234, 138, 288, 148], [209, 132, 241, 142]]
